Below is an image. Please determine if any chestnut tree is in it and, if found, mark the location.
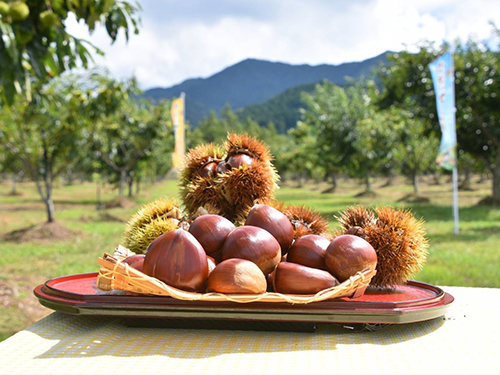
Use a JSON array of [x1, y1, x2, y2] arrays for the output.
[[88, 77, 174, 197], [300, 80, 376, 192], [0, 0, 140, 105], [0, 76, 90, 222]]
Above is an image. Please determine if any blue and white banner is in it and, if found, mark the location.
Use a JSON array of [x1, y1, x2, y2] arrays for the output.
[[429, 52, 457, 171]]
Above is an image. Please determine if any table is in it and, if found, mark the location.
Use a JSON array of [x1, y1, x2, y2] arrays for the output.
[[0, 286, 498, 375]]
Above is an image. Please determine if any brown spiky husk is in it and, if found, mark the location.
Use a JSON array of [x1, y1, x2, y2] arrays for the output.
[[365, 206, 429, 288], [336, 206, 376, 233], [283, 205, 331, 239], [179, 143, 228, 217], [181, 177, 232, 219], [225, 132, 274, 163], [179, 143, 225, 184], [219, 160, 279, 221], [123, 217, 179, 254]]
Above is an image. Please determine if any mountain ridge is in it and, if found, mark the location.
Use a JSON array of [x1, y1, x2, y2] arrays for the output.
[[143, 52, 391, 126]]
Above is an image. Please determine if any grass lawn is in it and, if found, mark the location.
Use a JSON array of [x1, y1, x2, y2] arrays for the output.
[[1, 175, 499, 341]]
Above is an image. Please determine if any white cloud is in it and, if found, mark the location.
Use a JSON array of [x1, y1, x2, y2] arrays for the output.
[[65, 0, 500, 90]]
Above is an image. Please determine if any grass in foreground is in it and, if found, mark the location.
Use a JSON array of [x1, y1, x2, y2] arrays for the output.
[[0, 175, 499, 341]]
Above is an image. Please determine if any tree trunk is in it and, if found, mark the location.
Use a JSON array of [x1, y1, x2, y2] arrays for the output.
[[432, 171, 441, 185], [128, 174, 134, 198], [96, 181, 102, 211], [119, 170, 126, 197], [136, 177, 141, 195], [66, 167, 74, 186], [11, 176, 17, 195], [10, 170, 24, 195], [44, 172, 55, 223], [384, 174, 393, 187], [331, 172, 337, 191], [412, 170, 419, 195], [365, 172, 371, 192], [43, 146, 56, 223], [45, 196, 56, 223], [492, 153, 500, 200], [461, 167, 471, 190]]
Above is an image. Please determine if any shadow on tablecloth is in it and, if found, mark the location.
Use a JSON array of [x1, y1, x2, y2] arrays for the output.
[[26, 312, 445, 359]]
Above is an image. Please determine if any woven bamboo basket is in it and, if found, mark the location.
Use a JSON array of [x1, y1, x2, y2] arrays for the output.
[[97, 248, 376, 305]]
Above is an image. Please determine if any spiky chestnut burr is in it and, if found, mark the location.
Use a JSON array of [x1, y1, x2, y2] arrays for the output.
[[122, 197, 181, 254], [283, 205, 331, 239], [218, 133, 280, 221], [224, 132, 275, 164], [335, 205, 376, 240], [364, 206, 429, 288], [179, 143, 229, 218]]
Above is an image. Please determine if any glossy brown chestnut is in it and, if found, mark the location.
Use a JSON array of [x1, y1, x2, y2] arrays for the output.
[[122, 254, 145, 272], [221, 225, 281, 275], [287, 234, 330, 270], [207, 255, 216, 275], [266, 268, 276, 292], [226, 153, 254, 169], [215, 160, 229, 174], [325, 234, 377, 282], [188, 214, 235, 255], [198, 162, 218, 178], [273, 262, 339, 294], [207, 258, 267, 294], [143, 229, 209, 292], [245, 204, 294, 254]]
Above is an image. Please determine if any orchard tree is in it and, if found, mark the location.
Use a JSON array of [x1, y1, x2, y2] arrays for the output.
[[282, 121, 322, 186], [354, 108, 401, 190], [389, 106, 439, 195], [454, 36, 500, 201], [0, 76, 90, 222], [300, 80, 374, 192], [0, 0, 141, 105], [90, 79, 174, 197]]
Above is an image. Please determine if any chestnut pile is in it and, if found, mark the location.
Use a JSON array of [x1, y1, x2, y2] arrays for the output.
[[122, 204, 377, 295], [118, 134, 428, 296]]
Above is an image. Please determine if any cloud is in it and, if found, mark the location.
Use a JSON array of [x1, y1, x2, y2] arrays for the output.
[[65, 0, 500, 90]]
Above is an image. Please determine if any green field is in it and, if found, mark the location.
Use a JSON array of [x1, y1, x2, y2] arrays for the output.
[[1, 175, 499, 341]]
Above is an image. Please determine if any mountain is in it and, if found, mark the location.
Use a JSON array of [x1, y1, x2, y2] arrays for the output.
[[143, 52, 390, 127], [236, 81, 318, 133]]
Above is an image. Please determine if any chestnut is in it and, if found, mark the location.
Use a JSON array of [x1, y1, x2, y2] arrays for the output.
[[198, 162, 218, 178], [245, 204, 294, 254], [143, 229, 209, 292], [287, 234, 330, 270], [221, 225, 281, 275], [207, 258, 267, 294], [122, 254, 145, 272], [325, 234, 377, 282], [215, 160, 229, 174], [273, 262, 339, 294], [207, 255, 216, 275], [226, 153, 253, 169], [188, 214, 235, 256]]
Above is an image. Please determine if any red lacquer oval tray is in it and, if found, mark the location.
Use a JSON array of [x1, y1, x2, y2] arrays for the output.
[[34, 272, 454, 328]]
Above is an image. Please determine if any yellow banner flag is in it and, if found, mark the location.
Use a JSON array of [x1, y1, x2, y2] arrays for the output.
[[171, 94, 185, 169]]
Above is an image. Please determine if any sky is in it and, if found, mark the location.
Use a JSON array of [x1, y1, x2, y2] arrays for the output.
[[66, 0, 500, 90]]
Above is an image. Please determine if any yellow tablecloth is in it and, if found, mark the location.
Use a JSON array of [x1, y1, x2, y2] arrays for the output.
[[0, 286, 498, 375]]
